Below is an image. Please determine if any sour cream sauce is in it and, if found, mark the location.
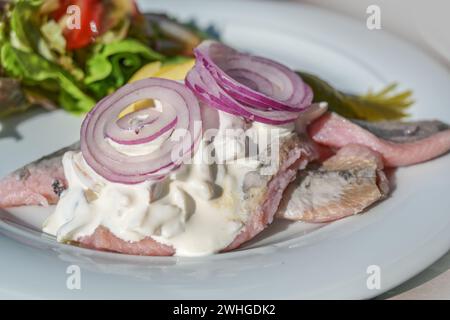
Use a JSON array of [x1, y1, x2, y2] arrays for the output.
[[43, 111, 293, 256]]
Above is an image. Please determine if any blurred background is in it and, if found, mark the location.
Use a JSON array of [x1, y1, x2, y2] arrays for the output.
[[297, 0, 450, 67]]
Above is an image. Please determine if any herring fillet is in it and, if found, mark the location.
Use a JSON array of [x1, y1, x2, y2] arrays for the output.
[[309, 113, 450, 167], [79, 134, 317, 255], [78, 226, 176, 256], [224, 134, 317, 251], [0, 135, 317, 255], [0, 143, 79, 208], [277, 144, 389, 223]]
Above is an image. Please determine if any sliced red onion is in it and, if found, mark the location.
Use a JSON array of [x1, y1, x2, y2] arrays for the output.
[[186, 63, 300, 125], [81, 78, 201, 184], [194, 40, 313, 112], [186, 40, 313, 124]]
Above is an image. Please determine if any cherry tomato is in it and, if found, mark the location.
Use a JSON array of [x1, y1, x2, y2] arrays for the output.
[[52, 0, 104, 50]]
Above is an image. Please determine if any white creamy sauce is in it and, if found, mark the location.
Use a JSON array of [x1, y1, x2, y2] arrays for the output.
[[44, 110, 294, 256]]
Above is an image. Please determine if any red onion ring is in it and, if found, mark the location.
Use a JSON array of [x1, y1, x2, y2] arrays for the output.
[[81, 78, 202, 184], [186, 63, 300, 125], [188, 40, 313, 118]]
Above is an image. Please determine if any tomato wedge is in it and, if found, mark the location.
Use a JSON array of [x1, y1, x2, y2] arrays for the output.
[[52, 0, 104, 50]]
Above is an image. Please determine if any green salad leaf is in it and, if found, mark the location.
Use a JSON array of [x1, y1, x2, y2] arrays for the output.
[[162, 55, 193, 65], [298, 71, 413, 121], [85, 39, 164, 98], [1, 43, 95, 113], [40, 20, 66, 56], [10, 0, 53, 58], [0, 0, 95, 114]]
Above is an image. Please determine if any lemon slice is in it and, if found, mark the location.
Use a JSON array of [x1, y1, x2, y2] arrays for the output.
[[128, 61, 162, 84], [121, 59, 195, 118], [154, 59, 195, 80]]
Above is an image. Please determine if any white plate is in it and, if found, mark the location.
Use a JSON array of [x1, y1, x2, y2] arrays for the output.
[[1, 0, 450, 299]]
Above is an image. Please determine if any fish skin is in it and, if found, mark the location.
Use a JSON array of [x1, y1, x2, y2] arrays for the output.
[[352, 119, 450, 143], [309, 112, 450, 167], [0, 143, 79, 208], [277, 144, 389, 223]]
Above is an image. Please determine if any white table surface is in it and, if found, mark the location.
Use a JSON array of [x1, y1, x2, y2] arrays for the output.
[[296, 0, 450, 300]]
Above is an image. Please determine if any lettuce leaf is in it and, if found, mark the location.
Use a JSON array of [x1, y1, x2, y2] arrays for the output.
[[40, 20, 66, 56], [1, 43, 95, 113], [10, 0, 47, 54], [85, 39, 164, 98], [0, 0, 94, 115]]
